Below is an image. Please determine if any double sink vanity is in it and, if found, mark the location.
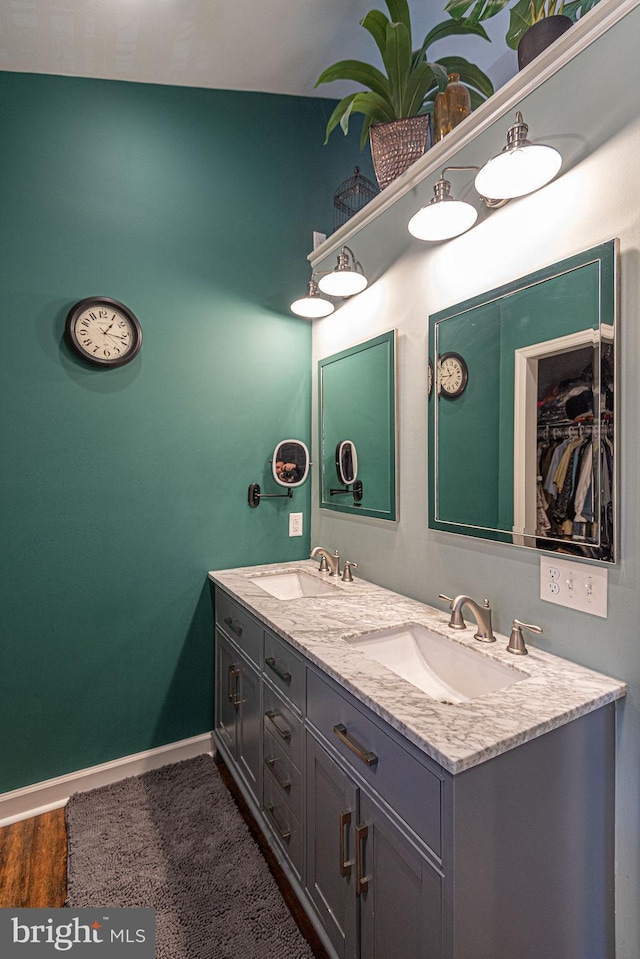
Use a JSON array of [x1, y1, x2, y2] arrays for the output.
[[209, 559, 626, 959]]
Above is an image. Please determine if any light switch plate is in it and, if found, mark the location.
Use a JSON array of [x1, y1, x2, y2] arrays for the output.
[[539, 556, 607, 617]]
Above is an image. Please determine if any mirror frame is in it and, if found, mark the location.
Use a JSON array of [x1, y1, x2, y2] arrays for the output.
[[319, 330, 397, 521], [428, 240, 618, 563]]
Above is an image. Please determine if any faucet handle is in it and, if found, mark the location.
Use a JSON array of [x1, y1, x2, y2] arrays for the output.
[[507, 619, 543, 656], [317, 554, 330, 573], [438, 594, 454, 606], [342, 561, 358, 583]]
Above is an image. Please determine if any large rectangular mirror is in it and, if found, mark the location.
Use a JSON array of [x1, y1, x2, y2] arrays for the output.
[[319, 330, 397, 521], [429, 241, 617, 562]]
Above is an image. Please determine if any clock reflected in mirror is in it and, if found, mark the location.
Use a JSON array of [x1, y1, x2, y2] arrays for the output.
[[65, 297, 142, 368]]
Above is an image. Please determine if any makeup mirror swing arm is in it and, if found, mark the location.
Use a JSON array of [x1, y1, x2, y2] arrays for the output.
[[247, 483, 293, 508]]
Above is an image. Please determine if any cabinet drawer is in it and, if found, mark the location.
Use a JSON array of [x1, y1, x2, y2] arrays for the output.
[[263, 726, 302, 824], [263, 630, 303, 710], [263, 685, 303, 772], [215, 589, 262, 666], [263, 776, 303, 878], [306, 669, 443, 857]]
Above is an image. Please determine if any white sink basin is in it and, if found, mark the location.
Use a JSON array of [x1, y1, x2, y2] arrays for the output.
[[249, 569, 339, 600], [347, 623, 524, 703]]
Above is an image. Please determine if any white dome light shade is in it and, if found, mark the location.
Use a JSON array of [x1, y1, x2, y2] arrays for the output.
[[475, 143, 562, 200], [318, 270, 368, 296], [317, 246, 368, 297], [290, 279, 334, 318], [408, 197, 478, 241], [408, 176, 478, 242]]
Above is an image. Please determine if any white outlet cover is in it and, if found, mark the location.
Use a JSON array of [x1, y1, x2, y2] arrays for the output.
[[539, 556, 608, 618]]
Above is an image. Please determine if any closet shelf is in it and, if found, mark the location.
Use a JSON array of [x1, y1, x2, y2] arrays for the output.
[[309, 0, 637, 270]]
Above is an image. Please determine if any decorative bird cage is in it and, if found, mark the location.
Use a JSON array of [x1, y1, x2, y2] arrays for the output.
[[333, 166, 379, 232]]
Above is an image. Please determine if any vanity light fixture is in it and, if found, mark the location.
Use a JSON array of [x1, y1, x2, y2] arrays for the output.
[[408, 173, 479, 242], [290, 276, 335, 319], [317, 245, 368, 297], [408, 112, 562, 243], [474, 111, 562, 200]]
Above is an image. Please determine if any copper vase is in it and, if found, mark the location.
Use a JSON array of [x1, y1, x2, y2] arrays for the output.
[[433, 73, 471, 143]]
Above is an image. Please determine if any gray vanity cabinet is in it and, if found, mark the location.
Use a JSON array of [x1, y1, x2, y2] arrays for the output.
[[305, 731, 442, 959], [214, 592, 263, 806], [212, 585, 617, 959]]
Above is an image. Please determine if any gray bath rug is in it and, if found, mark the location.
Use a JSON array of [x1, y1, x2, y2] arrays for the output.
[[66, 754, 314, 959]]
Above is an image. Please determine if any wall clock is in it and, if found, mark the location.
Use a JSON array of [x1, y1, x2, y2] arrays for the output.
[[428, 359, 434, 399], [438, 352, 468, 399], [65, 297, 142, 368]]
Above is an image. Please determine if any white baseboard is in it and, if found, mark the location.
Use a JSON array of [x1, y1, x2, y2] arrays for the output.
[[0, 732, 214, 827]]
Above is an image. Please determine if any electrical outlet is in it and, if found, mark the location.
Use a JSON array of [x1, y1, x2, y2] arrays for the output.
[[540, 556, 607, 617], [312, 231, 326, 250], [289, 512, 303, 537]]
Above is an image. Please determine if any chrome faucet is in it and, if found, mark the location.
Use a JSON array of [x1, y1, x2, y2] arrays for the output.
[[310, 546, 340, 577], [439, 593, 496, 643]]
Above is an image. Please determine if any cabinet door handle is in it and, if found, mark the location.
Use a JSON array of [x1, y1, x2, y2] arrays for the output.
[[339, 810, 353, 877], [228, 665, 241, 709], [356, 823, 369, 895], [265, 656, 292, 685], [223, 616, 243, 638], [333, 724, 378, 766], [264, 709, 292, 742], [265, 801, 291, 842], [264, 756, 292, 792]]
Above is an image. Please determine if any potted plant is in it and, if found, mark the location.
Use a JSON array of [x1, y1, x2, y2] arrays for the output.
[[316, 0, 494, 189], [445, 0, 601, 69]]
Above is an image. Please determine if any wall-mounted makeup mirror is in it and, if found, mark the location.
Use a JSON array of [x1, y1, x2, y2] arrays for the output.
[[319, 330, 397, 521], [331, 440, 363, 503], [428, 240, 617, 562], [248, 439, 310, 507], [272, 439, 310, 487]]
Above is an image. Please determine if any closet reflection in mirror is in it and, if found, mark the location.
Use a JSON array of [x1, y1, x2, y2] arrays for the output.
[[429, 241, 617, 562], [319, 330, 397, 520]]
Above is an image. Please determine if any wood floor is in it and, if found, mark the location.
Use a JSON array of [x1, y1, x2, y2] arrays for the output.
[[0, 763, 329, 959]]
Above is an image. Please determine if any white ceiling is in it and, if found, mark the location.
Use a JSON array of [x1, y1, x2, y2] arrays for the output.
[[0, 0, 515, 98]]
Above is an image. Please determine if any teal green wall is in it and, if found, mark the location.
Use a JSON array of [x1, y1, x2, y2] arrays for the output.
[[0, 72, 364, 792]]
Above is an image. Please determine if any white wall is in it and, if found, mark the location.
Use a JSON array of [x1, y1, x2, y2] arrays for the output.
[[312, 8, 640, 956]]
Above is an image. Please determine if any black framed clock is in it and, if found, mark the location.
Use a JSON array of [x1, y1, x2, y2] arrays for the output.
[[438, 352, 468, 399], [65, 297, 142, 368]]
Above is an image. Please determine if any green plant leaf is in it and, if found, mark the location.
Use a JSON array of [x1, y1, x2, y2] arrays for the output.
[[434, 55, 495, 97], [403, 60, 439, 117], [563, 0, 600, 20], [385, 0, 412, 44], [445, 0, 510, 24], [315, 58, 393, 105], [383, 21, 412, 114], [360, 9, 391, 61], [506, 0, 535, 47], [421, 17, 490, 50], [323, 94, 358, 144]]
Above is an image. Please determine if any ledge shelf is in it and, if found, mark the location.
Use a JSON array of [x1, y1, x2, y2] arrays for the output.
[[309, 0, 637, 270]]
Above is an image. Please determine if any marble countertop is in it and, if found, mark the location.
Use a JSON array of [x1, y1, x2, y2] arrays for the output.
[[208, 560, 627, 774]]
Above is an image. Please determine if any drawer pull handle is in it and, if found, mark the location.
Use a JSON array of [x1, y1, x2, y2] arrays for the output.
[[339, 810, 353, 877], [265, 801, 291, 842], [265, 709, 292, 742], [356, 823, 369, 895], [265, 656, 292, 685], [264, 756, 292, 792], [332, 724, 378, 766], [223, 616, 243, 638], [228, 665, 241, 709]]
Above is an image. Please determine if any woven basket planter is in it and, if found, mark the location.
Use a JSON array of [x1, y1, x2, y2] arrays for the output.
[[369, 115, 432, 190]]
